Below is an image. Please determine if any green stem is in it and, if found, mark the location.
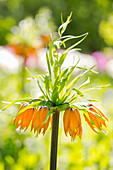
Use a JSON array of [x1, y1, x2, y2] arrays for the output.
[[20, 64, 26, 94], [50, 110, 60, 170]]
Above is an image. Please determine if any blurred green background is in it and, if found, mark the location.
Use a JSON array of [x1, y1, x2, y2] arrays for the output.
[[0, 0, 113, 170]]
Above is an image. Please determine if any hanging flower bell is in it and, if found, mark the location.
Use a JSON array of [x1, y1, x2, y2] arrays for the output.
[[84, 104, 108, 133], [63, 108, 82, 140], [13, 104, 51, 136]]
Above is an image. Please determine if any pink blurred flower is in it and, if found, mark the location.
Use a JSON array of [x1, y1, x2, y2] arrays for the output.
[[91, 51, 108, 71]]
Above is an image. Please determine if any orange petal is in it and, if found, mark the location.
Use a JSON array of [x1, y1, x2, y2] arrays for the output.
[[15, 104, 26, 116], [91, 105, 108, 121], [88, 110, 101, 130], [78, 126, 83, 139], [84, 114, 98, 133], [31, 108, 41, 133], [21, 108, 34, 130], [74, 109, 83, 138], [13, 104, 27, 126], [63, 108, 70, 136], [13, 117, 16, 125], [70, 109, 77, 134], [31, 108, 37, 131], [89, 107, 106, 127], [15, 113, 23, 128], [74, 109, 81, 126], [39, 107, 50, 135], [40, 107, 48, 122]]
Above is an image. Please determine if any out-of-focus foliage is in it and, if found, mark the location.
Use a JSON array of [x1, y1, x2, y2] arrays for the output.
[[0, 0, 113, 52], [4, 8, 56, 68], [7, 8, 56, 47], [99, 13, 113, 46]]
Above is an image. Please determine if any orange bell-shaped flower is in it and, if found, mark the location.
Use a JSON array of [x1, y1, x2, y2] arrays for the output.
[[13, 104, 34, 131], [84, 104, 108, 133], [31, 106, 50, 136], [63, 108, 83, 140]]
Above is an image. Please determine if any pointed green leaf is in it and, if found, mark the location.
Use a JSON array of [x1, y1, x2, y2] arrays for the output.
[[58, 12, 72, 36], [16, 100, 46, 117], [87, 99, 100, 102], [37, 78, 49, 100], [49, 35, 54, 66], [46, 52, 52, 82], [63, 33, 88, 54], [2, 99, 32, 111], [65, 48, 81, 54], [72, 88, 86, 98], [82, 84, 110, 94], [57, 33, 89, 41], [58, 53, 67, 66], [66, 65, 96, 92], [44, 75, 50, 94], [59, 59, 80, 93], [29, 99, 44, 104], [61, 33, 88, 46], [78, 77, 90, 90], [44, 108, 55, 123], [76, 66, 98, 74], [54, 68, 69, 88], [60, 91, 72, 104], [51, 86, 59, 104], [67, 96, 77, 104], [25, 67, 37, 80]]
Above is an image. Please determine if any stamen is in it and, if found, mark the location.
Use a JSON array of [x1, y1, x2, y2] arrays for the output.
[[102, 128, 109, 135]]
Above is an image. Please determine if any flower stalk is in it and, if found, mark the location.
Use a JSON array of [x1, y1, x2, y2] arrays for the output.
[[50, 110, 60, 170]]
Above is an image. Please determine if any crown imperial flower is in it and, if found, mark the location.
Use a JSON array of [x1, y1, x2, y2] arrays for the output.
[[63, 108, 82, 140], [13, 104, 51, 136], [31, 106, 50, 136], [84, 104, 108, 133], [13, 104, 34, 131]]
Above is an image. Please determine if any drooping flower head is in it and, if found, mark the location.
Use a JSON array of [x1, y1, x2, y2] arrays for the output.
[[13, 104, 51, 136], [63, 108, 82, 140], [31, 106, 50, 136], [84, 104, 108, 133], [12, 102, 108, 140], [13, 104, 34, 130]]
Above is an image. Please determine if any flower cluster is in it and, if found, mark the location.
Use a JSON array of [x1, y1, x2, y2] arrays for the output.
[[13, 104, 51, 136], [13, 103, 108, 140]]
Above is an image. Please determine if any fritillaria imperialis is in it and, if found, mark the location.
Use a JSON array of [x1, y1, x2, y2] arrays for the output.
[[2, 13, 109, 170]]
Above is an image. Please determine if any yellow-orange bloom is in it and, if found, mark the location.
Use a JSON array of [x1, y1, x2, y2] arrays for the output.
[[13, 105, 50, 136], [63, 108, 82, 140], [31, 106, 50, 136], [13, 103, 108, 138], [84, 104, 108, 133], [13, 104, 34, 131], [41, 35, 50, 46], [7, 44, 38, 66]]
